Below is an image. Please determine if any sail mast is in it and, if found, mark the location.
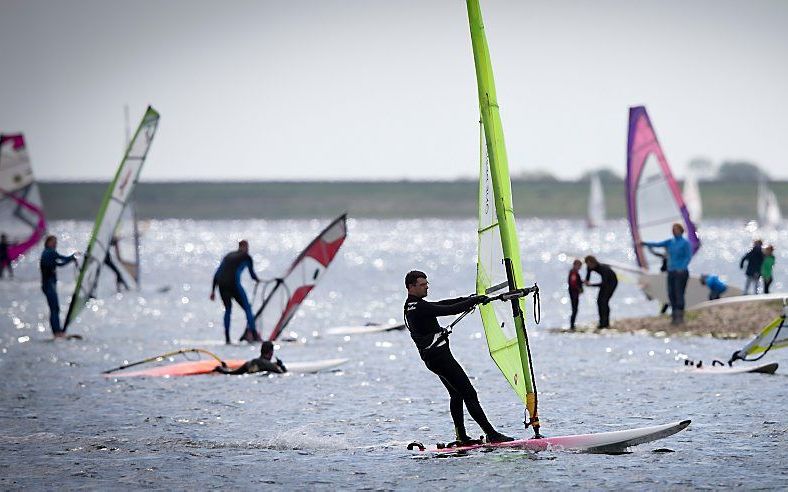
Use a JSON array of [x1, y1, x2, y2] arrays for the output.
[[467, 0, 540, 435]]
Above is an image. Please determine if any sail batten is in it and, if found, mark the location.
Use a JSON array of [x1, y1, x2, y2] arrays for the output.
[[64, 107, 159, 330], [467, 0, 539, 432]]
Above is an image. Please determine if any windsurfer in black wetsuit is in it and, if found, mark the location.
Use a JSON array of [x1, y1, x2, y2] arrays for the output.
[[403, 270, 514, 444], [103, 236, 130, 292], [584, 256, 618, 329], [210, 240, 261, 344], [214, 341, 286, 375], [0, 234, 12, 279]]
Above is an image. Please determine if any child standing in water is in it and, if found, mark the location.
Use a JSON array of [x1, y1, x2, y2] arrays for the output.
[[761, 245, 776, 294], [568, 259, 583, 329]]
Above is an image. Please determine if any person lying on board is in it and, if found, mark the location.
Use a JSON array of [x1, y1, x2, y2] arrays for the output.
[[700, 274, 727, 301], [583, 256, 618, 329], [39, 235, 78, 337], [403, 270, 514, 444], [214, 341, 286, 375], [210, 239, 261, 344]]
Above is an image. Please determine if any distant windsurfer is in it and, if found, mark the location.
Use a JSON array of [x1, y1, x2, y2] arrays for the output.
[[640, 223, 692, 325], [403, 270, 514, 444], [567, 259, 583, 329], [39, 235, 78, 337], [211, 240, 261, 344], [699, 274, 727, 301], [0, 234, 11, 279], [103, 236, 130, 292], [214, 341, 286, 375], [739, 239, 763, 295], [583, 256, 618, 329]]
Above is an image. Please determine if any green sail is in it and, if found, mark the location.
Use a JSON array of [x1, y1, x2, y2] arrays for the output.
[[64, 106, 160, 330], [467, 0, 540, 431]]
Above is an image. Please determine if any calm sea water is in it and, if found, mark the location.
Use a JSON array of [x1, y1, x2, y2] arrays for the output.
[[1, 219, 786, 490]]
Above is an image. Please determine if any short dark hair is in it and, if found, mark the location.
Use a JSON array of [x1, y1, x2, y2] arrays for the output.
[[405, 270, 427, 287], [44, 235, 57, 248], [239, 240, 248, 249]]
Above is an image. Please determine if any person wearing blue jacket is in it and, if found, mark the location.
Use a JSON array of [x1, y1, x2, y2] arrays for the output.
[[39, 235, 78, 337], [640, 223, 693, 325], [700, 274, 727, 300], [210, 240, 260, 344]]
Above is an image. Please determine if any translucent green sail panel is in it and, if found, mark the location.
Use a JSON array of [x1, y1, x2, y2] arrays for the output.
[[734, 313, 788, 360], [467, 0, 538, 426], [65, 106, 159, 330]]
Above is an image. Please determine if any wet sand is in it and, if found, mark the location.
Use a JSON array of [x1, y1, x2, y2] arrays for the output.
[[563, 299, 782, 339]]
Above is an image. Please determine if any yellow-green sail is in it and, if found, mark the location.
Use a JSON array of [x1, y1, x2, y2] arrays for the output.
[[468, 0, 540, 433]]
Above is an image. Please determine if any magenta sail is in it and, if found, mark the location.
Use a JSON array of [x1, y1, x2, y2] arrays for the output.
[[255, 214, 348, 341], [626, 107, 699, 269], [0, 134, 46, 263]]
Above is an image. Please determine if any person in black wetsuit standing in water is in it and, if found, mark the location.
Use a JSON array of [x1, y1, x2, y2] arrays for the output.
[[39, 235, 78, 337], [210, 240, 261, 344], [584, 255, 618, 329], [403, 270, 514, 444]]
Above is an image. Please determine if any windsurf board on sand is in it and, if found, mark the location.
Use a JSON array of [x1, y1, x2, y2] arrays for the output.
[[325, 323, 406, 336], [409, 420, 691, 454], [106, 357, 349, 377]]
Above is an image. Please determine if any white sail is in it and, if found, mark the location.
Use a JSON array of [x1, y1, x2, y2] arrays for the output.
[[757, 179, 782, 228], [587, 173, 605, 228], [682, 171, 702, 224]]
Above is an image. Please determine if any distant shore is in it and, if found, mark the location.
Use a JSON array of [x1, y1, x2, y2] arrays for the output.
[[37, 180, 786, 220], [562, 298, 781, 339]]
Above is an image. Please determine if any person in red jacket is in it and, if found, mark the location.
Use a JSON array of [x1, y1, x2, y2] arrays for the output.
[[568, 259, 583, 329]]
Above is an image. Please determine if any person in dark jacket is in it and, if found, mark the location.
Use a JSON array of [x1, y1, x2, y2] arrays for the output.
[[567, 259, 583, 329], [210, 240, 260, 344], [214, 341, 286, 375], [0, 233, 12, 279], [403, 270, 513, 444], [739, 239, 764, 295], [584, 255, 618, 329], [39, 235, 78, 337]]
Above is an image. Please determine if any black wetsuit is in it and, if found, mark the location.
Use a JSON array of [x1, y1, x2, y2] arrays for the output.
[[0, 241, 11, 279], [403, 294, 495, 438], [40, 247, 76, 334], [567, 269, 583, 329], [215, 356, 286, 375], [585, 263, 618, 328], [212, 250, 259, 343]]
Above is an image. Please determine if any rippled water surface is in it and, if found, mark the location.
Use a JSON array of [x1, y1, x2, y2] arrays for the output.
[[1, 219, 786, 490]]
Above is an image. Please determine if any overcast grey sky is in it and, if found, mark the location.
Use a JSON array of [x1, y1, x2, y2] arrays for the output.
[[1, 0, 786, 181]]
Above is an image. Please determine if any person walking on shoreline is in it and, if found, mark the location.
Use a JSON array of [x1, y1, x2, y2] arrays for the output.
[[641, 223, 693, 325], [740, 240, 764, 295]]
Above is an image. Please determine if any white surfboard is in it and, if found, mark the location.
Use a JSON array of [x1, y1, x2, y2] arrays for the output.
[[684, 362, 778, 375], [285, 358, 349, 373], [689, 293, 788, 311]]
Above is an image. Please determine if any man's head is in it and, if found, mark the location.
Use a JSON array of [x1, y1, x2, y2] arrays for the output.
[[260, 341, 274, 360], [672, 223, 684, 237], [405, 270, 429, 298], [44, 235, 57, 249], [238, 240, 249, 254], [572, 259, 582, 270], [764, 245, 774, 254], [0, 233, 6, 242], [754, 239, 763, 247], [584, 255, 598, 269]]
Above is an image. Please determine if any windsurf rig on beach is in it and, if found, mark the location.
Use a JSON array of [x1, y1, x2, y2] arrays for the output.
[[64, 106, 160, 330], [729, 301, 788, 364], [254, 213, 348, 341], [0, 133, 46, 262]]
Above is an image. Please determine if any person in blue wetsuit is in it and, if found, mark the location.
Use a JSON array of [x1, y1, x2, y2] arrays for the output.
[[640, 223, 693, 325], [210, 240, 260, 344], [39, 235, 78, 337], [700, 274, 727, 300]]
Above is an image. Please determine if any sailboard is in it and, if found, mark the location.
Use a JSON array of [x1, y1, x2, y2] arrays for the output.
[[684, 362, 778, 375], [587, 173, 605, 228], [682, 171, 703, 224], [255, 213, 348, 341], [105, 357, 348, 377], [407, 0, 691, 453], [757, 178, 782, 228], [0, 133, 47, 263], [64, 106, 160, 330]]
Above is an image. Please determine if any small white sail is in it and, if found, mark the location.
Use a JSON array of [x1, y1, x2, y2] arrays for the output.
[[757, 179, 782, 228], [682, 171, 702, 224], [587, 173, 605, 228]]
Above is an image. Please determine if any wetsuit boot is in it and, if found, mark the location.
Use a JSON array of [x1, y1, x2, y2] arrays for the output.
[[485, 430, 515, 443]]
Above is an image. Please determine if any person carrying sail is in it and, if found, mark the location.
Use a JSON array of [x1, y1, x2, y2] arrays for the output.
[[0, 233, 12, 279], [210, 240, 261, 344], [403, 270, 514, 444], [39, 235, 78, 337], [567, 259, 583, 329], [583, 256, 618, 328], [214, 341, 286, 375], [640, 223, 692, 325]]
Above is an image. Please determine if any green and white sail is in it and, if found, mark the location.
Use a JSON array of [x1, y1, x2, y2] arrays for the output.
[[730, 305, 788, 363], [64, 106, 159, 330], [468, 0, 540, 433]]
